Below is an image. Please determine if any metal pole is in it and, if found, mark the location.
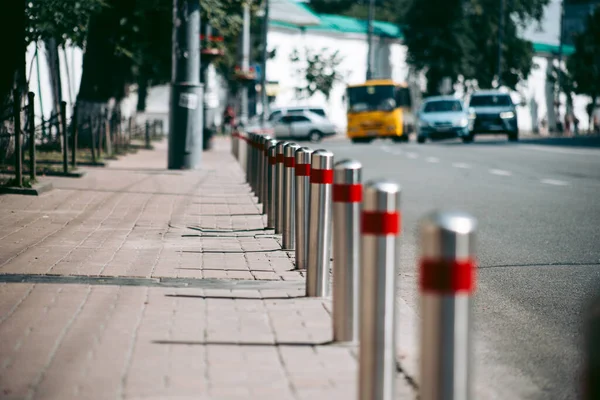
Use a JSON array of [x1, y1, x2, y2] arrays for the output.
[[89, 116, 96, 165], [27, 92, 36, 182], [13, 89, 23, 187], [104, 110, 112, 157], [267, 140, 279, 229], [169, 0, 203, 169], [241, 2, 250, 125], [258, 135, 271, 208], [359, 180, 401, 400], [282, 142, 300, 249], [262, 136, 277, 215], [306, 149, 334, 297], [145, 120, 151, 149], [275, 141, 290, 234], [71, 105, 78, 168], [60, 101, 68, 174], [366, 0, 375, 80], [585, 295, 600, 400], [259, 0, 270, 124], [246, 133, 254, 185], [497, 0, 505, 87], [419, 210, 477, 400], [294, 147, 313, 270], [333, 159, 362, 343]]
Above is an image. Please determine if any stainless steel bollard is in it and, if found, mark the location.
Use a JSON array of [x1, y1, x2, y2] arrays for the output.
[[294, 147, 313, 270], [257, 135, 271, 207], [282, 142, 300, 249], [253, 134, 261, 197], [332, 159, 362, 343], [266, 140, 279, 229], [585, 295, 600, 400], [419, 210, 477, 400], [249, 133, 257, 193], [359, 180, 401, 400], [262, 137, 272, 216], [306, 149, 334, 297], [275, 141, 290, 234]]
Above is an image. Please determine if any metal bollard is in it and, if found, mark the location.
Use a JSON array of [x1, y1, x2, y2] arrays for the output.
[[419, 210, 477, 400], [262, 137, 272, 216], [332, 159, 362, 343], [585, 295, 600, 400], [275, 141, 290, 234], [257, 135, 270, 207], [359, 180, 401, 400], [306, 149, 334, 297], [249, 133, 256, 192], [246, 134, 251, 175], [294, 147, 313, 269], [266, 140, 279, 229], [282, 142, 300, 249], [252, 134, 261, 196]]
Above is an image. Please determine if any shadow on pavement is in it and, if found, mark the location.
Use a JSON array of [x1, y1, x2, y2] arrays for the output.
[[153, 340, 334, 347], [165, 294, 305, 300]]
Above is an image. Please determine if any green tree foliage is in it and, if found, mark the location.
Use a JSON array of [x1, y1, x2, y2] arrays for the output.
[[567, 6, 600, 104], [290, 47, 344, 99], [25, 0, 106, 47], [309, 0, 403, 22], [404, 0, 549, 94]]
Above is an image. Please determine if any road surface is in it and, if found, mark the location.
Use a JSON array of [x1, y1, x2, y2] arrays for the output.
[[322, 135, 600, 399]]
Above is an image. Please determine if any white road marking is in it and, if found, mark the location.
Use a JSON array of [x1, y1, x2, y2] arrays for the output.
[[452, 162, 471, 169], [425, 157, 440, 163], [541, 179, 570, 186], [489, 169, 512, 176], [519, 145, 600, 157], [407, 152, 418, 159]]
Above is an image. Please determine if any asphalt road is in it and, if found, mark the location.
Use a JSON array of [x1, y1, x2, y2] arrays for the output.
[[321, 134, 600, 399]]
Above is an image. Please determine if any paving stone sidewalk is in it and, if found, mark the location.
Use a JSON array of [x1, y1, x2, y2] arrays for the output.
[[0, 138, 415, 399]]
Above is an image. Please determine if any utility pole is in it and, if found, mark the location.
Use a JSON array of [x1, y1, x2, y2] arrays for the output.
[[241, 2, 251, 125], [497, 0, 505, 88], [366, 0, 375, 80], [557, 0, 566, 131], [168, 0, 203, 169], [259, 0, 270, 124]]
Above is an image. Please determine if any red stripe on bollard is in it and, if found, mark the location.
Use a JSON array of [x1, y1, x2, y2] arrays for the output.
[[295, 163, 311, 176], [276, 154, 285, 163], [361, 211, 401, 235], [419, 258, 476, 293], [333, 184, 362, 203], [269, 156, 277, 165], [311, 168, 334, 184], [284, 156, 295, 168]]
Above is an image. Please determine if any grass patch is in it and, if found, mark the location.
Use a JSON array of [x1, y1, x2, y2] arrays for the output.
[[0, 176, 35, 188]]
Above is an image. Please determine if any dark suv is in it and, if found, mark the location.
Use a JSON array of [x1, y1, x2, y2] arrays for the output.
[[467, 91, 519, 142]]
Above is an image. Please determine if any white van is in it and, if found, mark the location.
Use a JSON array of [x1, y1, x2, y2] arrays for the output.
[[268, 106, 327, 122]]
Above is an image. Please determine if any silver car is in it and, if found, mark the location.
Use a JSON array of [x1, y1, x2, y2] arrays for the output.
[[271, 111, 337, 142], [417, 96, 472, 143]]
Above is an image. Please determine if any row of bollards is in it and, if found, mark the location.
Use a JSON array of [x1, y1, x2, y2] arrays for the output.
[[232, 131, 477, 400]]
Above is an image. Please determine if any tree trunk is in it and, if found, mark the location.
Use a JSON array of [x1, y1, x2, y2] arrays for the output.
[[76, 0, 136, 144], [0, 0, 26, 163], [44, 38, 63, 140], [137, 77, 148, 112]]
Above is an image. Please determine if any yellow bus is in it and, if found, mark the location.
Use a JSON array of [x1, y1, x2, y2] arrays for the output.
[[346, 79, 414, 143]]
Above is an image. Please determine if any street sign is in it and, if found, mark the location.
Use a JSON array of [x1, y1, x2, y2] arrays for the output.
[[254, 64, 262, 80]]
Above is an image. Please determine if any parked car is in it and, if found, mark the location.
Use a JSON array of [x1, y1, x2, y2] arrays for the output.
[[467, 90, 519, 141], [268, 106, 327, 122], [271, 111, 337, 142], [417, 96, 472, 143]]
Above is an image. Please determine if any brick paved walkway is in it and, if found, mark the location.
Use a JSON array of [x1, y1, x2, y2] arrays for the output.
[[0, 138, 415, 399]]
